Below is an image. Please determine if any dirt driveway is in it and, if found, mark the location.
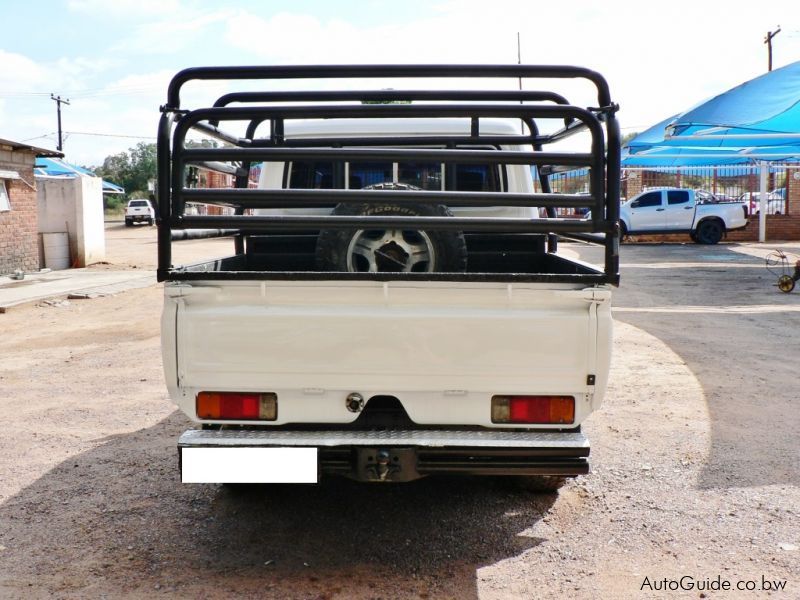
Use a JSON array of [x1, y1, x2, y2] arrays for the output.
[[1, 226, 798, 599]]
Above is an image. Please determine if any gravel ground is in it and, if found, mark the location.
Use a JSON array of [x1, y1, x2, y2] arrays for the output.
[[0, 225, 798, 599]]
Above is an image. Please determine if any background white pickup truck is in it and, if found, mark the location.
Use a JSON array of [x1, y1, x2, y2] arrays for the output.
[[157, 64, 621, 491], [124, 198, 155, 226], [619, 187, 748, 244]]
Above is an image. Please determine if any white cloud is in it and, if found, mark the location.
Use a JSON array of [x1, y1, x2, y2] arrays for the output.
[[218, 0, 800, 137], [111, 8, 237, 55], [6, 0, 800, 164], [0, 50, 54, 92], [67, 0, 181, 18], [0, 51, 67, 149], [0, 50, 122, 100], [224, 12, 363, 64], [54, 56, 119, 79]]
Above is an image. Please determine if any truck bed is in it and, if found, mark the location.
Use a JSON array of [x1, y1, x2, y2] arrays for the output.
[[171, 233, 608, 283]]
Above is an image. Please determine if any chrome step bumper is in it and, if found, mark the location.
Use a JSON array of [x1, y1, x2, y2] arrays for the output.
[[178, 428, 589, 482], [179, 428, 589, 448]]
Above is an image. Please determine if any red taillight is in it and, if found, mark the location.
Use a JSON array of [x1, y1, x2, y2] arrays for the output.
[[196, 392, 277, 420], [221, 393, 259, 418], [491, 395, 575, 424]]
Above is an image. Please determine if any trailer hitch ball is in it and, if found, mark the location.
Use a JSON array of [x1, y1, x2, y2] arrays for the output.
[[346, 392, 365, 413], [376, 448, 391, 480]]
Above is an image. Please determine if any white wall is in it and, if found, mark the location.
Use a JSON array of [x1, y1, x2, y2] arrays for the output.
[[37, 175, 106, 267]]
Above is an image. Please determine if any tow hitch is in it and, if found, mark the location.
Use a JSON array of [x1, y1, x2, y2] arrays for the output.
[[356, 447, 420, 482]]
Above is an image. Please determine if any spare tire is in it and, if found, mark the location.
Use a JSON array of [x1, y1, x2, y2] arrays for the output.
[[315, 183, 467, 273]]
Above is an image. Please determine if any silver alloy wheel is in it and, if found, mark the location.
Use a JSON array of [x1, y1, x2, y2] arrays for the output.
[[346, 228, 436, 272]]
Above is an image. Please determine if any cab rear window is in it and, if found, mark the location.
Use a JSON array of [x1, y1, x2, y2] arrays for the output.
[[453, 164, 499, 191], [287, 162, 334, 189], [286, 160, 501, 191]]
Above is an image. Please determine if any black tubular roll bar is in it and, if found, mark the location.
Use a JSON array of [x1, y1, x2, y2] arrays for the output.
[[165, 65, 613, 109], [157, 64, 620, 284]]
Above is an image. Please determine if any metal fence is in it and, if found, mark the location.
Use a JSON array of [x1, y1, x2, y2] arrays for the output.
[[540, 164, 798, 217]]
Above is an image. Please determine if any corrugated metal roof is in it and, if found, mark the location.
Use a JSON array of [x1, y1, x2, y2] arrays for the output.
[[0, 138, 63, 158], [34, 157, 125, 193]]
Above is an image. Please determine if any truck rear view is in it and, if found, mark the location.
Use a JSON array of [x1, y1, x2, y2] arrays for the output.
[[156, 65, 621, 489]]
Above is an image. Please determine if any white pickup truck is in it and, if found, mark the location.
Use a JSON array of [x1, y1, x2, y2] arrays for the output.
[[156, 65, 621, 490], [124, 198, 155, 226], [619, 187, 748, 244]]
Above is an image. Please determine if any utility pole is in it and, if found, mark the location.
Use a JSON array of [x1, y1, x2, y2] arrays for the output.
[[50, 94, 70, 152], [764, 26, 781, 71]]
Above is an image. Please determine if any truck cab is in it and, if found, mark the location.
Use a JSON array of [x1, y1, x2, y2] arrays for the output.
[[256, 117, 536, 220]]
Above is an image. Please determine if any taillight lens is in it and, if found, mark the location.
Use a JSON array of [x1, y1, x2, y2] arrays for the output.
[[491, 395, 574, 424], [196, 392, 277, 420]]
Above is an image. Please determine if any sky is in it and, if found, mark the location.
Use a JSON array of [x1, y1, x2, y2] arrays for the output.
[[1, 0, 799, 168]]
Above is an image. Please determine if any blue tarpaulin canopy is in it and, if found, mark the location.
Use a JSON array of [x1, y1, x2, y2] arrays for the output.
[[622, 143, 800, 167], [625, 114, 681, 152], [623, 60, 800, 166], [622, 145, 754, 167], [622, 114, 749, 165], [666, 60, 800, 146], [34, 157, 125, 194]]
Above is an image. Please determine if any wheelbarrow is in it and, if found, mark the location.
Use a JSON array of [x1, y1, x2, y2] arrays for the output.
[[766, 250, 800, 293]]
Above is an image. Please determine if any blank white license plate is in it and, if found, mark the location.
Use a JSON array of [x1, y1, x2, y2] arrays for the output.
[[181, 447, 318, 483]]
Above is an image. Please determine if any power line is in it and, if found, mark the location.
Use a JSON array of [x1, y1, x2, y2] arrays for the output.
[[0, 85, 161, 99], [20, 130, 157, 143], [0, 92, 52, 98], [67, 87, 160, 99], [20, 132, 58, 143], [64, 130, 157, 140]]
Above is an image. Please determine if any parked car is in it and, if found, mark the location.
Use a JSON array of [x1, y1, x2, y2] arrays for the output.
[[767, 188, 787, 214], [714, 192, 739, 203], [737, 191, 786, 215], [619, 188, 748, 244], [124, 199, 155, 226]]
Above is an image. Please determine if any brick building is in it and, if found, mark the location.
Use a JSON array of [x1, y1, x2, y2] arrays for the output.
[[0, 139, 62, 275], [186, 164, 258, 216]]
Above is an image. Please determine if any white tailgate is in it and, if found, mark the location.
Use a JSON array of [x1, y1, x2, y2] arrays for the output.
[[162, 280, 612, 427]]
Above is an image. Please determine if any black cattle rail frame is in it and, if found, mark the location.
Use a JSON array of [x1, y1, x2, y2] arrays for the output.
[[156, 64, 620, 284]]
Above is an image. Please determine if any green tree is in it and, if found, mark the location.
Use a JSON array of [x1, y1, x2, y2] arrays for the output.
[[127, 142, 157, 192], [95, 142, 157, 198]]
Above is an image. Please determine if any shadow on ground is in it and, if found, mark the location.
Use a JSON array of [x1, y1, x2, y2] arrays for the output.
[[0, 412, 553, 598], [607, 243, 800, 489]]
